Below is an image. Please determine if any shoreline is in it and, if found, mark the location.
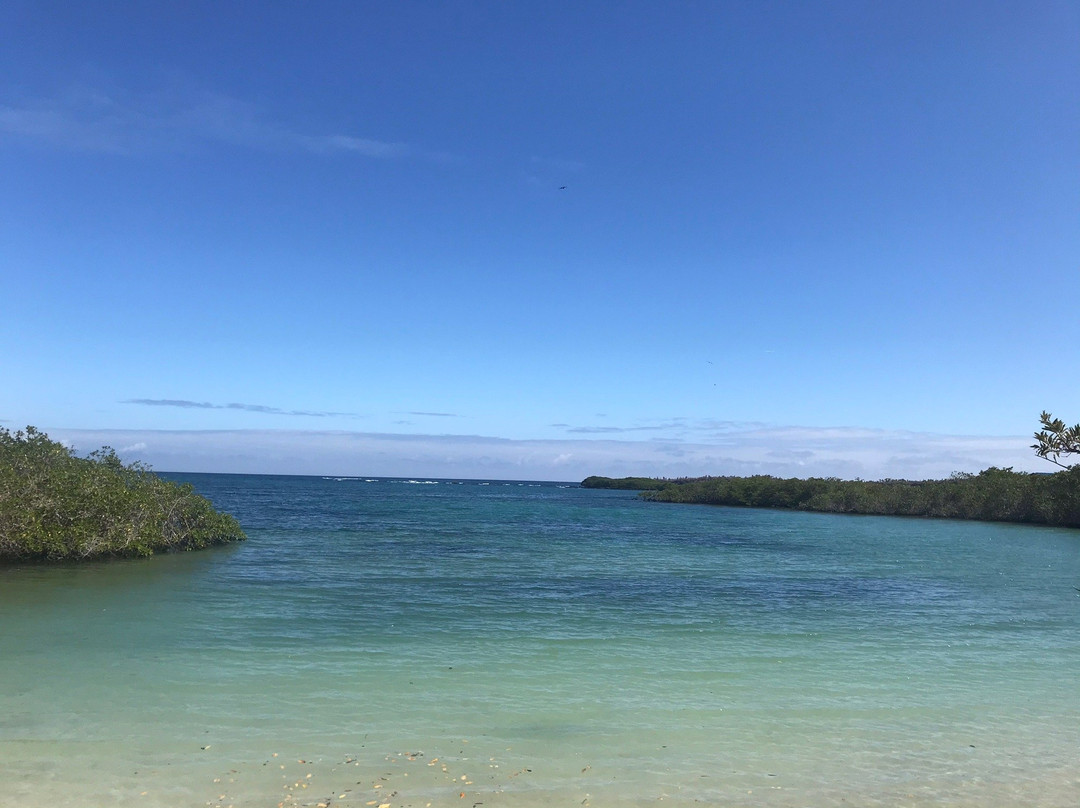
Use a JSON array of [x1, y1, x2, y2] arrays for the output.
[[583, 469, 1080, 528]]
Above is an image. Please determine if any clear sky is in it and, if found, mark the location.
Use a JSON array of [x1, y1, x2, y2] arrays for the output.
[[2, 1, 1078, 480]]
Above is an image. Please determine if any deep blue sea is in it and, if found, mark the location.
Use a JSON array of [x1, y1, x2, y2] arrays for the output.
[[2, 473, 1078, 807]]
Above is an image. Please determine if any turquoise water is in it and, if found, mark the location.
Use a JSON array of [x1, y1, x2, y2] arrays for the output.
[[2, 474, 1078, 807]]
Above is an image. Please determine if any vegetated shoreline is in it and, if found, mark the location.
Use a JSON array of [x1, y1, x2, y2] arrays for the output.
[[582, 467, 1080, 528], [1, 427, 246, 563]]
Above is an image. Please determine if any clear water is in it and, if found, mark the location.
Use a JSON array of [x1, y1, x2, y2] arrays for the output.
[[2, 474, 1078, 807]]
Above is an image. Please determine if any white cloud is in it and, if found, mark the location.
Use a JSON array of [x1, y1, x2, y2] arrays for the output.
[[309, 134, 408, 158], [41, 425, 1044, 482], [0, 86, 409, 158], [124, 398, 358, 417]]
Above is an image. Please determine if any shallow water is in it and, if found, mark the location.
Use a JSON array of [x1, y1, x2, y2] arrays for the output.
[[2, 474, 1078, 807]]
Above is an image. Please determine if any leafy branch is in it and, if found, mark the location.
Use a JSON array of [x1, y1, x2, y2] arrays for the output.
[[1032, 411, 1080, 469]]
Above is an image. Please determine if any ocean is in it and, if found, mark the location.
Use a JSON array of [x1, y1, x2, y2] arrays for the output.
[[1, 473, 1078, 807]]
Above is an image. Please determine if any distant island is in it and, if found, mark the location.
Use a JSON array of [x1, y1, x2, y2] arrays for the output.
[[579, 476, 670, 491], [582, 467, 1080, 528], [0, 426, 246, 562]]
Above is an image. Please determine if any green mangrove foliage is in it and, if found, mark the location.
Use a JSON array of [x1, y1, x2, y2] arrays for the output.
[[0, 426, 246, 562], [583, 467, 1080, 528], [580, 476, 670, 491]]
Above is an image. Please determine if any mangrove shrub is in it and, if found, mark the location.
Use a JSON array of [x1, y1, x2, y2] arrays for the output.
[[625, 467, 1080, 528], [0, 426, 246, 562]]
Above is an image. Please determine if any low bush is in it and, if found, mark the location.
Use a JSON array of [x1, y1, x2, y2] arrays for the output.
[[0, 426, 246, 561]]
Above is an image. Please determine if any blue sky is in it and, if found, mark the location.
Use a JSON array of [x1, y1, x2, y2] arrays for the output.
[[2, 1, 1078, 479]]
